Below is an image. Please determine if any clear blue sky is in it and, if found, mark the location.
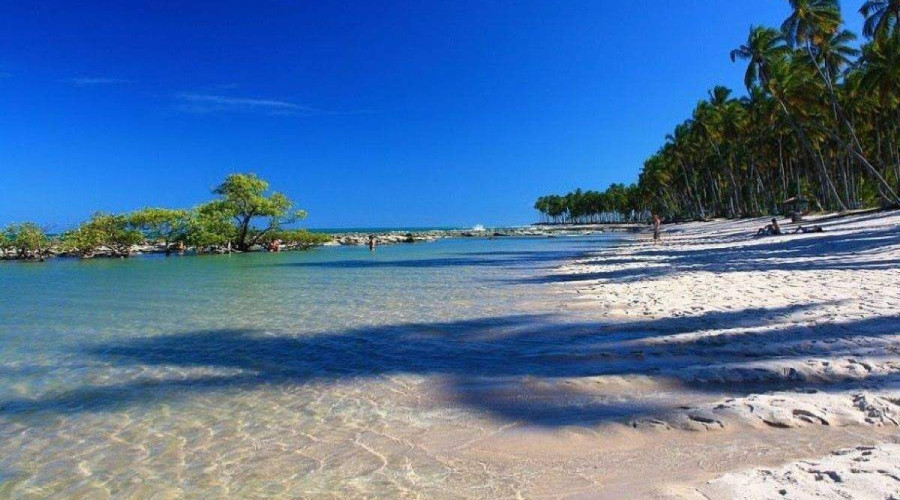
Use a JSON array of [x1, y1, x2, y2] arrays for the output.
[[0, 1, 866, 229]]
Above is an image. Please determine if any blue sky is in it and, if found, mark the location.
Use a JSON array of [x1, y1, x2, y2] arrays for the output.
[[0, 1, 866, 229]]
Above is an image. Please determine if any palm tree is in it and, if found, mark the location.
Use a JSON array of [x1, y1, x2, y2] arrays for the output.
[[860, 36, 900, 102], [816, 29, 860, 78], [859, 36, 900, 192], [781, 0, 841, 48], [783, 0, 900, 205], [730, 27, 790, 90], [535, 0, 900, 218], [733, 27, 847, 209], [861, 0, 900, 40], [665, 122, 705, 217]]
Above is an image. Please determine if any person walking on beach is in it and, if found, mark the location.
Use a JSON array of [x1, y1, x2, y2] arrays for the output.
[[652, 214, 662, 243]]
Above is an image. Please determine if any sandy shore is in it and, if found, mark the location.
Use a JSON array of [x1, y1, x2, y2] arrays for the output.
[[1, 212, 897, 498], [526, 210, 900, 498]]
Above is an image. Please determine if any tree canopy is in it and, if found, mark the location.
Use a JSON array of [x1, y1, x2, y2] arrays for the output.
[[205, 173, 307, 251], [128, 208, 190, 255], [0, 173, 325, 260], [537, 0, 900, 221], [62, 213, 144, 258], [1, 223, 50, 260]]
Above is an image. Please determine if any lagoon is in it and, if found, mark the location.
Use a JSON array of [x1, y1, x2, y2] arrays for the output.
[[0, 235, 611, 498]]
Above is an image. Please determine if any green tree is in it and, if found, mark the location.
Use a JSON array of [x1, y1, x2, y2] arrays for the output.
[[861, 0, 900, 41], [0, 230, 9, 256], [781, 0, 841, 48], [128, 208, 189, 255], [206, 173, 307, 251], [537, 0, 900, 219], [62, 213, 144, 258], [184, 203, 237, 252], [3, 222, 50, 261], [260, 228, 332, 249], [784, 0, 900, 204], [730, 26, 790, 90], [732, 26, 847, 210]]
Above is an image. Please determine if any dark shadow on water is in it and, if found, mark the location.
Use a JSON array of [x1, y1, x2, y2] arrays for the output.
[[2, 304, 897, 427], [262, 249, 590, 271]]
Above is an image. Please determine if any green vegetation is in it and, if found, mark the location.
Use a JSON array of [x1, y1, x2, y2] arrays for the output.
[[537, 1, 900, 221], [205, 173, 307, 251], [184, 203, 237, 251], [260, 229, 333, 248], [61, 212, 144, 258], [128, 208, 190, 255], [1, 173, 327, 260], [534, 185, 644, 224], [1, 223, 51, 261]]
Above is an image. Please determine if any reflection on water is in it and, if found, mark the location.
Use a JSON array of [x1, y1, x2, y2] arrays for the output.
[[0, 236, 614, 498]]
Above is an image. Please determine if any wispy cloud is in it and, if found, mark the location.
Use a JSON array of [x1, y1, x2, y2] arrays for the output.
[[174, 93, 314, 115], [68, 77, 130, 86]]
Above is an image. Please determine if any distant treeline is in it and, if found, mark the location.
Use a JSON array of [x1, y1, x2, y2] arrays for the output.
[[534, 185, 650, 224], [539, 1, 900, 221], [1, 173, 330, 261]]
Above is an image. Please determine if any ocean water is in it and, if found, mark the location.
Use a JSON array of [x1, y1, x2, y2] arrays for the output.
[[311, 226, 464, 234], [0, 235, 614, 498]]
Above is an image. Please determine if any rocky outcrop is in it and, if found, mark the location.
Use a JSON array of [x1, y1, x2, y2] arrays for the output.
[[326, 223, 637, 247]]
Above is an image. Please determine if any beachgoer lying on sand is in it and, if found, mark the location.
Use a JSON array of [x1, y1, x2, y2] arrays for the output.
[[792, 225, 824, 234], [755, 218, 782, 236]]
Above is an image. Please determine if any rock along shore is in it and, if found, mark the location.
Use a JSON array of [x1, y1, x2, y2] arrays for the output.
[[325, 223, 644, 247], [0, 223, 647, 260]]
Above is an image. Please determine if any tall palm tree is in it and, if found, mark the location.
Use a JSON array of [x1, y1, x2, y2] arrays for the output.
[[784, 0, 900, 205], [536, 0, 900, 219], [860, 36, 900, 101], [782, 0, 841, 48], [734, 31, 847, 209], [860, 36, 900, 191], [730, 27, 790, 90], [860, 0, 900, 40], [665, 122, 705, 217], [816, 29, 860, 79]]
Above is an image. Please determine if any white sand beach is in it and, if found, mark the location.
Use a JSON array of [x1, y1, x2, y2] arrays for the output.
[[525, 210, 900, 498]]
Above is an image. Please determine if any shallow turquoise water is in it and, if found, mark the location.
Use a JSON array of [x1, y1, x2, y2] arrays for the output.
[[0, 235, 613, 498]]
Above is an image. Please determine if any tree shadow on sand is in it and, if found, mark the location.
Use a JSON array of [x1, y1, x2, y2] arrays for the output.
[[2, 303, 897, 427], [507, 227, 900, 285]]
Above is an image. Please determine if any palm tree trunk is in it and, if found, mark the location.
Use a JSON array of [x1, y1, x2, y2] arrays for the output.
[[805, 42, 900, 206]]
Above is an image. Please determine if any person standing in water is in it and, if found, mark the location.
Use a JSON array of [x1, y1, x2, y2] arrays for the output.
[[652, 214, 662, 243], [368, 235, 376, 251]]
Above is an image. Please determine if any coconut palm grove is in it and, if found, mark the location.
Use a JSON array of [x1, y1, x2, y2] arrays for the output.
[[535, 0, 900, 224]]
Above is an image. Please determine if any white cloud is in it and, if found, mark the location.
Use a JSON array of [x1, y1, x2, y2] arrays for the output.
[[174, 93, 313, 115], [69, 77, 130, 86]]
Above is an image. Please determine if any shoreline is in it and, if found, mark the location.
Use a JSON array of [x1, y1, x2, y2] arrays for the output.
[[529, 209, 900, 497], [0, 223, 644, 261], [1, 210, 898, 497], [324, 223, 643, 246]]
